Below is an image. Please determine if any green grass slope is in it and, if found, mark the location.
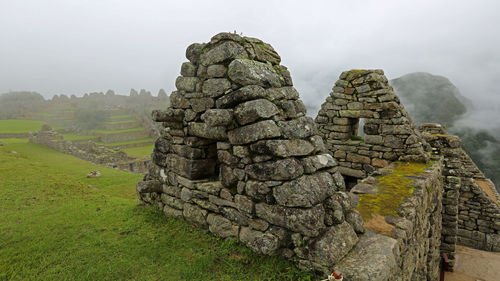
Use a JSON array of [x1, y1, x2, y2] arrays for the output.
[[0, 142, 312, 281], [0, 120, 46, 134]]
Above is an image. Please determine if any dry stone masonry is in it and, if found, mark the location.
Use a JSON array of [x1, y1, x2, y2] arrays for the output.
[[137, 32, 364, 274], [420, 123, 500, 269], [137, 33, 500, 280], [315, 70, 428, 185]]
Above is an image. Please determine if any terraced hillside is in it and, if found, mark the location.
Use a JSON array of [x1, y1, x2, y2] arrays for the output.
[[34, 108, 155, 160]]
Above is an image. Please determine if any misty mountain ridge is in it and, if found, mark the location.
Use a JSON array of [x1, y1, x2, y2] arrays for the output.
[[391, 72, 500, 191]]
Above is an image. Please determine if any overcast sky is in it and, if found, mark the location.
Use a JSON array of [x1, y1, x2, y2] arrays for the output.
[[1, 0, 499, 119]]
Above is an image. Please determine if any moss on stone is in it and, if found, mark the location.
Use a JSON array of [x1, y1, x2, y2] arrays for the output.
[[355, 162, 428, 221]]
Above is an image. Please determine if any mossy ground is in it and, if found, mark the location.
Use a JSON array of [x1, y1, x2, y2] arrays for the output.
[[355, 162, 428, 221], [0, 140, 313, 280]]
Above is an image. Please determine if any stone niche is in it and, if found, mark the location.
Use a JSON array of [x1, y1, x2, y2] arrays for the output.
[[136, 32, 364, 274], [315, 70, 428, 187]]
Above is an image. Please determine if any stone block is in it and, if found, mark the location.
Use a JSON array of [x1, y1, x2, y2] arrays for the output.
[[273, 172, 336, 207], [234, 99, 279, 125], [250, 139, 314, 158], [228, 120, 281, 145], [227, 59, 281, 88], [199, 41, 248, 66], [246, 158, 303, 181], [255, 203, 325, 236]]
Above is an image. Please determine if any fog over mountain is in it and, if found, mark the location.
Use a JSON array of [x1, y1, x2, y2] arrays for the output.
[[1, 0, 499, 132]]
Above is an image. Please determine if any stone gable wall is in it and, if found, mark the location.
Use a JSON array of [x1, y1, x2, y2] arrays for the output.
[[136, 32, 365, 275], [315, 70, 428, 182], [135, 33, 499, 280]]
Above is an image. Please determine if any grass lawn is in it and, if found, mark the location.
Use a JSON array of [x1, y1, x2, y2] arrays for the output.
[[0, 142, 313, 281], [99, 138, 154, 147], [122, 145, 154, 158], [109, 114, 134, 120], [0, 120, 46, 134], [61, 133, 98, 141], [104, 120, 138, 125], [95, 127, 146, 135]]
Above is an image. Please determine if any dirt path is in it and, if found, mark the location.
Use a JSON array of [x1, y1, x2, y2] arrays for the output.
[[445, 245, 500, 281]]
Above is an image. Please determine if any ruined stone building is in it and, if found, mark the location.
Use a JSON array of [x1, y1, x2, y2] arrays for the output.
[[136, 33, 500, 280]]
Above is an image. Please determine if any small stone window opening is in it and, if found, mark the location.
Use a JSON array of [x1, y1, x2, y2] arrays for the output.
[[347, 118, 365, 141]]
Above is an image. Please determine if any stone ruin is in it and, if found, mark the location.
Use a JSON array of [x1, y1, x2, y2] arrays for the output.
[[137, 32, 364, 274], [315, 70, 428, 186], [136, 33, 500, 280], [30, 124, 149, 173]]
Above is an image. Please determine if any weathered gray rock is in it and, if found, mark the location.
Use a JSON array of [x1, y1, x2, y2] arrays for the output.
[[345, 210, 366, 234], [227, 59, 281, 88], [165, 154, 216, 180], [246, 158, 303, 181], [250, 139, 314, 158], [202, 78, 232, 97], [255, 203, 325, 236], [273, 172, 336, 207], [351, 183, 379, 195], [206, 64, 227, 78], [227, 120, 281, 145], [195, 181, 222, 195], [185, 43, 205, 63], [215, 85, 267, 109], [175, 76, 199, 92], [152, 108, 185, 122], [278, 116, 317, 139], [234, 99, 279, 125], [183, 203, 208, 228], [295, 222, 358, 267], [136, 180, 162, 193], [336, 232, 400, 281], [181, 62, 197, 77], [187, 123, 227, 140], [300, 154, 337, 173], [207, 213, 238, 238], [201, 109, 233, 127], [170, 91, 190, 109], [163, 205, 183, 219], [189, 97, 214, 113], [265, 87, 300, 101], [247, 39, 281, 65], [200, 41, 248, 66], [239, 227, 280, 255]]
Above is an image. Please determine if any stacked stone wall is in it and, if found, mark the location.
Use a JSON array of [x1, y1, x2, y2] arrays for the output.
[[420, 123, 500, 271], [338, 161, 443, 280], [136, 33, 365, 274], [315, 70, 428, 182]]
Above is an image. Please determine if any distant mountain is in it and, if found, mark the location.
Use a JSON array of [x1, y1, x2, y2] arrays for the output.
[[390, 72, 469, 127], [390, 72, 499, 191]]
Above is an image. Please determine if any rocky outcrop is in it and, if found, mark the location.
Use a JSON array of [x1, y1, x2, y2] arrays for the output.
[[137, 32, 362, 274]]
